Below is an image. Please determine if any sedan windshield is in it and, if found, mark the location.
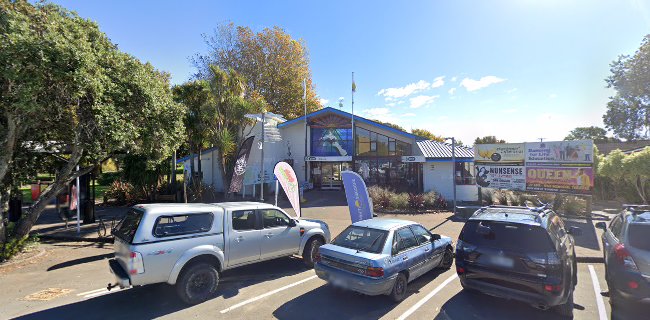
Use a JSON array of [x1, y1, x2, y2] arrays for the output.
[[332, 226, 388, 254], [628, 224, 650, 250]]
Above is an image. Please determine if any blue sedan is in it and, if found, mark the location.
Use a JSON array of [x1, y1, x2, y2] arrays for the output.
[[314, 218, 454, 302]]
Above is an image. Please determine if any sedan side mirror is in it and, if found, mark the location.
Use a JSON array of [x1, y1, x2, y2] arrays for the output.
[[289, 219, 297, 227], [567, 226, 582, 236], [431, 234, 441, 241], [595, 222, 607, 230]]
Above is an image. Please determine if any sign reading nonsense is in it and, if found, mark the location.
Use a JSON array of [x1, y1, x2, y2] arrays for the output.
[[475, 164, 526, 191], [474, 140, 594, 195]]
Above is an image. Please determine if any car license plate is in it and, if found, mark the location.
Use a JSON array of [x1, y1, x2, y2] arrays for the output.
[[329, 275, 348, 288], [489, 256, 514, 268]]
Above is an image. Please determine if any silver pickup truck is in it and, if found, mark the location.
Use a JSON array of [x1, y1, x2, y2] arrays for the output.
[[108, 202, 330, 304]]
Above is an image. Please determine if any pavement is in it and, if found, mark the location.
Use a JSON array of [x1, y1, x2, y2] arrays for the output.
[[1, 191, 643, 319]]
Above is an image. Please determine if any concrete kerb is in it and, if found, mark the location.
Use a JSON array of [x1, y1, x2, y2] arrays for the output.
[[37, 234, 114, 244]]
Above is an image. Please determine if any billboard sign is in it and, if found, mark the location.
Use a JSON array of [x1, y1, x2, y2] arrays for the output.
[[474, 143, 525, 163], [525, 140, 593, 163], [525, 164, 593, 195], [475, 164, 526, 191]]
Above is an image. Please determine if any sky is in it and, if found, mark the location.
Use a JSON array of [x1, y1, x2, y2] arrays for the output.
[[52, 0, 650, 145]]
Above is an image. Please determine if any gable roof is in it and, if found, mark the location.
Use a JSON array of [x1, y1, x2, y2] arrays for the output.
[[277, 107, 421, 140], [417, 140, 474, 158], [595, 140, 650, 155]]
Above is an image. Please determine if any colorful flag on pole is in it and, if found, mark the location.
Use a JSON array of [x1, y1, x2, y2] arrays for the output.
[[274, 162, 301, 217], [228, 136, 255, 193], [342, 171, 373, 223]]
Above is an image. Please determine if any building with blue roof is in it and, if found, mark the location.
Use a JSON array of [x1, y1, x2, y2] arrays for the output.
[[178, 107, 478, 201]]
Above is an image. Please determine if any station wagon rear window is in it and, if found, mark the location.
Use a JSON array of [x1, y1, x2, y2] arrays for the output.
[[332, 226, 388, 254], [628, 224, 650, 250], [113, 209, 143, 243], [459, 220, 555, 253], [153, 213, 213, 237]]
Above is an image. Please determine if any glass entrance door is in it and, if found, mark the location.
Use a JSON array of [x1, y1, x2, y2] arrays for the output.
[[321, 163, 342, 190]]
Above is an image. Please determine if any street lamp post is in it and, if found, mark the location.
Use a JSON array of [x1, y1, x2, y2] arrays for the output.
[[445, 137, 457, 215]]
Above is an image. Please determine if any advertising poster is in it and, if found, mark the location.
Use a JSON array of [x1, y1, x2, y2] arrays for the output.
[[475, 164, 526, 191], [474, 143, 525, 163], [274, 162, 301, 217], [525, 164, 594, 195], [525, 140, 594, 163]]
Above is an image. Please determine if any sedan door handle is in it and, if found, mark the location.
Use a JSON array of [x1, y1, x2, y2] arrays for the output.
[[265, 233, 274, 238], [424, 248, 431, 252], [402, 256, 408, 261], [235, 236, 244, 242]]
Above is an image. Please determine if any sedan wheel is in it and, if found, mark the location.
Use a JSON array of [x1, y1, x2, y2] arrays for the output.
[[439, 247, 453, 269], [390, 273, 408, 302]]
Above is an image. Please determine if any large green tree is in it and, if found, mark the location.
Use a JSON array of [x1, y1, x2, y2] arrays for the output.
[[0, 1, 184, 248], [604, 35, 650, 140], [411, 128, 445, 142], [564, 126, 619, 143], [474, 136, 506, 145], [193, 23, 320, 119]]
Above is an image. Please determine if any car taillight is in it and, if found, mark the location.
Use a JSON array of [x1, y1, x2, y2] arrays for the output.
[[628, 281, 639, 289], [365, 267, 384, 278], [128, 251, 145, 275], [544, 284, 562, 294], [614, 243, 639, 271], [525, 252, 561, 271], [456, 266, 465, 274]]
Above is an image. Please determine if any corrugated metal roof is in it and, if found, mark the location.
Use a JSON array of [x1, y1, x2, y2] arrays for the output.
[[417, 140, 474, 159]]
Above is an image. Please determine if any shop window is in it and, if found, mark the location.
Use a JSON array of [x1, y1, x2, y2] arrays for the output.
[[354, 127, 411, 156], [311, 128, 353, 156], [455, 162, 475, 185]]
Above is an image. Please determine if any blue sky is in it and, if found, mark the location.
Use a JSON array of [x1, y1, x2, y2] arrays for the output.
[[53, 0, 650, 144]]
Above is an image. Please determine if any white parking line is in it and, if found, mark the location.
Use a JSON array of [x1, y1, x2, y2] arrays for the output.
[[77, 288, 107, 296], [588, 264, 607, 320], [220, 275, 317, 314], [397, 273, 458, 320]]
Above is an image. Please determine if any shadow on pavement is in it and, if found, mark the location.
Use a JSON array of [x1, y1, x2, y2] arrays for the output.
[[611, 300, 648, 320], [47, 253, 114, 271], [433, 290, 568, 320], [564, 218, 600, 251], [273, 269, 448, 320]]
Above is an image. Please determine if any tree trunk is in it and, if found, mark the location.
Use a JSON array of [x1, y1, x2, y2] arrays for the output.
[[634, 175, 648, 204], [13, 145, 89, 240], [0, 188, 8, 250], [197, 147, 203, 184], [0, 113, 18, 186]]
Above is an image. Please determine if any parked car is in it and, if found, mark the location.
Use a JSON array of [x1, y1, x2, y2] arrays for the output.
[[595, 205, 650, 306], [314, 218, 454, 302], [455, 205, 581, 317], [108, 202, 330, 304]]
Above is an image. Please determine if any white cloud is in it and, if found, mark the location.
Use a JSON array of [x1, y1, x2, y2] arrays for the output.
[[361, 107, 401, 125], [409, 95, 439, 109], [448, 87, 456, 95], [431, 76, 445, 88], [386, 102, 396, 107], [377, 80, 431, 99], [506, 88, 518, 94], [363, 107, 390, 116], [460, 76, 506, 91], [451, 77, 457, 82], [403, 113, 416, 117], [549, 93, 558, 99], [319, 98, 329, 106]]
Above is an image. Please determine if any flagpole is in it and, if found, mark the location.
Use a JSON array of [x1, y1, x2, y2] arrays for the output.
[[303, 79, 308, 187], [351, 72, 355, 159]]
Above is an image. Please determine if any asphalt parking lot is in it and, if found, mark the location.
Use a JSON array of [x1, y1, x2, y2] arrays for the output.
[[0, 194, 647, 319]]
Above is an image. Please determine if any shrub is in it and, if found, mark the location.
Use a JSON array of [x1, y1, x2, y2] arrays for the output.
[[97, 172, 121, 186], [408, 193, 425, 209], [423, 191, 438, 208], [559, 196, 585, 215], [104, 180, 134, 205], [390, 193, 409, 210], [434, 195, 448, 210], [506, 191, 523, 206], [368, 185, 393, 209], [492, 190, 508, 205], [480, 188, 495, 205]]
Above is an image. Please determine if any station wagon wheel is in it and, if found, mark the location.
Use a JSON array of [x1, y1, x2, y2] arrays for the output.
[[176, 262, 219, 305], [390, 273, 408, 302]]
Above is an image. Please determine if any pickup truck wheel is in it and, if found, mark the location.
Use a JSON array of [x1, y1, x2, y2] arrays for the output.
[[303, 237, 324, 268], [176, 263, 219, 305], [390, 273, 408, 302]]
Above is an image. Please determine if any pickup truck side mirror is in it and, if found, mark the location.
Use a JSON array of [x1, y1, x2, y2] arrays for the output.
[[567, 226, 582, 236], [289, 219, 297, 227], [595, 222, 607, 230]]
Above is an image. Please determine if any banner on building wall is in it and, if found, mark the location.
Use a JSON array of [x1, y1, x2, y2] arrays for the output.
[[228, 136, 255, 193], [475, 164, 526, 191], [274, 161, 301, 217], [474, 140, 594, 195], [474, 143, 525, 164], [342, 171, 373, 223], [525, 140, 593, 163], [525, 164, 594, 195]]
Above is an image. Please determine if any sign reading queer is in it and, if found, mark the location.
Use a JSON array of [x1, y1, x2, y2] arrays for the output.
[[342, 171, 373, 223], [274, 162, 301, 217], [526, 164, 593, 195]]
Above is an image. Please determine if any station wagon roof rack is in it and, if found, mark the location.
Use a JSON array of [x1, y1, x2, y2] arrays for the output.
[[481, 204, 551, 223], [623, 204, 650, 211]]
